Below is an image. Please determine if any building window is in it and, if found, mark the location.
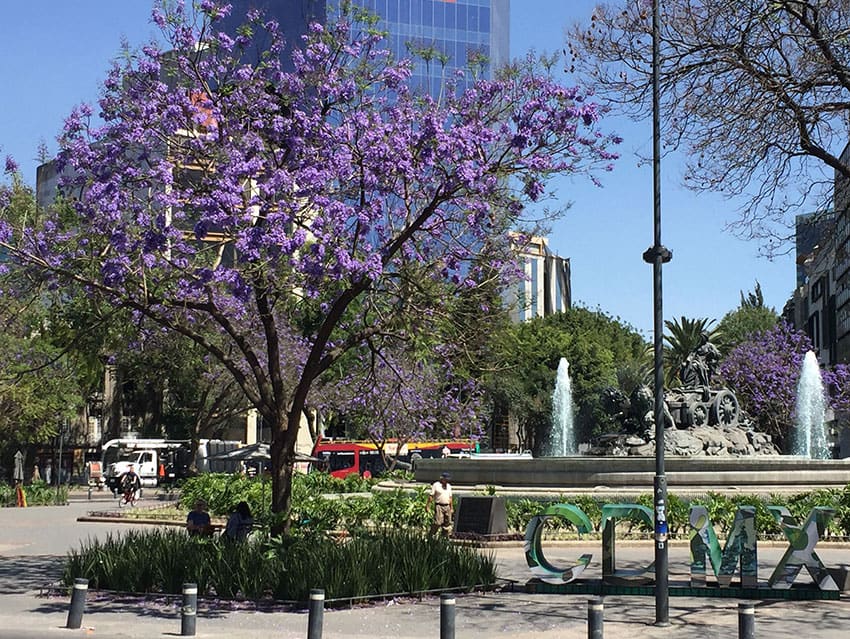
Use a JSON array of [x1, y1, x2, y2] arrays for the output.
[[529, 257, 538, 318], [809, 311, 821, 349], [812, 276, 825, 302]]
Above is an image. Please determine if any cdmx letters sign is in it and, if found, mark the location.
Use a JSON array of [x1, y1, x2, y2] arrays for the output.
[[524, 502, 840, 593]]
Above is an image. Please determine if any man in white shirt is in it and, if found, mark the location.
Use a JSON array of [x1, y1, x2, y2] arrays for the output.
[[427, 472, 453, 536]]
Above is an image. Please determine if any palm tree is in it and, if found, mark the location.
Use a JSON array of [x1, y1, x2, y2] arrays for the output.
[[663, 317, 720, 386], [616, 345, 654, 396]]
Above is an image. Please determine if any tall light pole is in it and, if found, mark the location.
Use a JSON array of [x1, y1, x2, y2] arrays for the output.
[[641, 0, 672, 626]]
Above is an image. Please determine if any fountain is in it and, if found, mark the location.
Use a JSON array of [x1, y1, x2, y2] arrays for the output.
[[414, 343, 850, 495], [793, 350, 830, 460], [547, 357, 576, 456]]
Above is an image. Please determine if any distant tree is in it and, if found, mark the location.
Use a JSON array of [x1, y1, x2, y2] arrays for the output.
[[486, 307, 647, 451], [0, 168, 85, 452], [718, 322, 850, 450], [0, 300, 83, 447], [716, 283, 779, 355], [566, 0, 850, 250], [326, 348, 484, 470], [116, 328, 252, 465], [740, 282, 766, 309]]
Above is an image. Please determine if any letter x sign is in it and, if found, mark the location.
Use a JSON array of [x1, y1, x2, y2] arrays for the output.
[[767, 506, 838, 591]]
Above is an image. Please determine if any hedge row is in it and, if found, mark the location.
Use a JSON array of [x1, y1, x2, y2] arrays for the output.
[[178, 473, 850, 538], [0, 480, 68, 506]]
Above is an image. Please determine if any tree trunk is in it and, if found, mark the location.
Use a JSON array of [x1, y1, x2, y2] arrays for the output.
[[269, 406, 300, 535]]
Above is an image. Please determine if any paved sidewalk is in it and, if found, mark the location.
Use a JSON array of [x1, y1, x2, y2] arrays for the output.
[[2, 500, 850, 637]]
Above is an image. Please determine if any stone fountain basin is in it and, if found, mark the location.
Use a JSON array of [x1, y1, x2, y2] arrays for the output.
[[414, 456, 850, 495]]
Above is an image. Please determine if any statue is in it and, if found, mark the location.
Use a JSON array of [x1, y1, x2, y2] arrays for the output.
[[592, 333, 780, 455], [679, 331, 721, 392], [632, 384, 675, 434], [603, 385, 674, 438], [665, 331, 740, 429]]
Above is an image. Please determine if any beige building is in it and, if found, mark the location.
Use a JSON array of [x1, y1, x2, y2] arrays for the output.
[[504, 235, 571, 323]]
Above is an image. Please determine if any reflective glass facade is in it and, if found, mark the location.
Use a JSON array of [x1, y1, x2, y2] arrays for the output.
[[354, 0, 509, 94], [221, 1, 509, 93]]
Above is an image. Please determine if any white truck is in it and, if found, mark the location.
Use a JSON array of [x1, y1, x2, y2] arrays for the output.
[[101, 438, 242, 493]]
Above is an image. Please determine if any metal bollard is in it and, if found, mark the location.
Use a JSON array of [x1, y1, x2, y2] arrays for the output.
[[738, 602, 755, 639], [308, 589, 325, 639], [181, 582, 197, 636], [66, 578, 89, 629], [587, 597, 603, 639], [440, 593, 456, 639]]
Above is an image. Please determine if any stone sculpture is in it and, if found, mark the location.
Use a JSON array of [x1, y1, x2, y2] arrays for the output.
[[667, 332, 739, 429], [591, 334, 780, 457]]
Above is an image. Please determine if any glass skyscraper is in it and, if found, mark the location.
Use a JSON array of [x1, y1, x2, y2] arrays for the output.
[[220, 1, 509, 93]]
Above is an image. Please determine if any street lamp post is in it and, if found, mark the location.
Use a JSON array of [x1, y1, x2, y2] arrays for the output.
[[641, 0, 672, 626]]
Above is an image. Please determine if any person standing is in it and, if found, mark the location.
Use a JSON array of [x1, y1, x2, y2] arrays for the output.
[[427, 472, 453, 536]]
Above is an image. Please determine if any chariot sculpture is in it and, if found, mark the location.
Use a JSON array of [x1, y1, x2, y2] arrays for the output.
[[665, 332, 740, 429]]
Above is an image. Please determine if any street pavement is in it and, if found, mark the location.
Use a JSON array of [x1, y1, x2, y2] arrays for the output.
[[2, 492, 850, 637]]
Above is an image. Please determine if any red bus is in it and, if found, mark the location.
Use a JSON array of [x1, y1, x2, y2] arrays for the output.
[[310, 438, 475, 478]]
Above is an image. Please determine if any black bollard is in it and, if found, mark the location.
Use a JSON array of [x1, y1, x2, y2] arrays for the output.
[[440, 593, 456, 639], [587, 597, 603, 639], [181, 582, 197, 636], [66, 578, 89, 629], [738, 602, 755, 639], [307, 589, 325, 639]]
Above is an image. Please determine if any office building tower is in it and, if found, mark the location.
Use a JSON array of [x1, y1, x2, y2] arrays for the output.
[[220, 0, 509, 92]]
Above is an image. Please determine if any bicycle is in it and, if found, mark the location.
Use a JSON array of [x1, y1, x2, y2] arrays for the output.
[[118, 487, 139, 508]]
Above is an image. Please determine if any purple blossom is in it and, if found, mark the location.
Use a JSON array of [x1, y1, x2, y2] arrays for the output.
[[4, 155, 18, 175]]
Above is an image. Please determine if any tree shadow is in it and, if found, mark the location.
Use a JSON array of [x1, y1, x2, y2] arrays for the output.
[[0, 555, 63, 593]]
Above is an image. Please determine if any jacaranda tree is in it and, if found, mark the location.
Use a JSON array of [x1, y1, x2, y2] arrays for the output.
[[0, 3, 620, 525], [720, 322, 850, 450]]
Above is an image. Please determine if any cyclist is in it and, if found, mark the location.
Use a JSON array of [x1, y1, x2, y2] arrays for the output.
[[119, 464, 142, 505]]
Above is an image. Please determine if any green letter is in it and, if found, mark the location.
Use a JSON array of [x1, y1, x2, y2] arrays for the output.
[[524, 504, 592, 585], [689, 505, 758, 587], [767, 506, 837, 591], [600, 503, 654, 585]]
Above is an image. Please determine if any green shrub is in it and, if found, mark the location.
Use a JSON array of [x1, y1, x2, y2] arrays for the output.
[[179, 473, 850, 540], [63, 528, 496, 602], [0, 481, 67, 507]]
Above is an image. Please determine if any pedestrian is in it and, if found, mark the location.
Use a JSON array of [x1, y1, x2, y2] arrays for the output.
[[186, 499, 212, 536], [32, 463, 41, 483], [45, 461, 52, 485], [426, 472, 453, 536], [224, 501, 253, 541]]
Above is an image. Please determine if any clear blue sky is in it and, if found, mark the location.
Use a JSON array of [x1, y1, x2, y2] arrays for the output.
[[1, 1, 796, 337]]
